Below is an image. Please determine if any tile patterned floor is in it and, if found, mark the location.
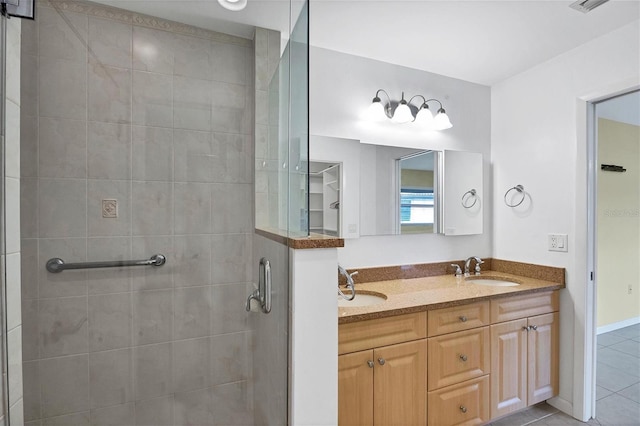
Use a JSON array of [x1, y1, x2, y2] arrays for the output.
[[490, 324, 640, 426]]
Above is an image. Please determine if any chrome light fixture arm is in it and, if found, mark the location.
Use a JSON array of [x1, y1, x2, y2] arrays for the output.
[[373, 89, 394, 119]]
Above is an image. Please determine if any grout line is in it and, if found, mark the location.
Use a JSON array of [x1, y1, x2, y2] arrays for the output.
[[520, 410, 557, 426]]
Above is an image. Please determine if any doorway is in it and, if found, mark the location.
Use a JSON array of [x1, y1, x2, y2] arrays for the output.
[[590, 90, 640, 424]]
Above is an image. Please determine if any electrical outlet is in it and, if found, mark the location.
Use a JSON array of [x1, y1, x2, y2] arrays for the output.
[[548, 234, 568, 252]]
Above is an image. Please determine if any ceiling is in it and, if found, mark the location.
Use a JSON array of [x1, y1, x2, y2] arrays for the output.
[[94, 0, 640, 86]]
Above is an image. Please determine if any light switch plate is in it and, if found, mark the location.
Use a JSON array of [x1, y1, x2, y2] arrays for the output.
[[548, 234, 568, 252]]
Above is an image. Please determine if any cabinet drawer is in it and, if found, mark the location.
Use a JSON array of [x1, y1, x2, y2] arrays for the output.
[[428, 327, 490, 391], [428, 301, 490, 337], [428, 375, 489, 426], [491, 291, 558, 323], [339, 312, 427, 355]]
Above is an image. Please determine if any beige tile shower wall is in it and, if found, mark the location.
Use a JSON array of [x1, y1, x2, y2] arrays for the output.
[[4, 14, 25, 426], [19, 1, 255, 424]]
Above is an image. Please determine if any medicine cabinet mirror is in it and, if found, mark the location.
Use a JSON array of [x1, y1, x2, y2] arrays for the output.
[[309, 135, 483, 238]]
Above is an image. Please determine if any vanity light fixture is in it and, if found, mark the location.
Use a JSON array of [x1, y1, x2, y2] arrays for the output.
[[218, 0, 247, 11], [366, 89, 453, 130]]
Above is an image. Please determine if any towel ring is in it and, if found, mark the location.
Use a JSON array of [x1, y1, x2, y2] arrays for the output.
[[504, 185, 525, 207], [461, 189, 478, 209]]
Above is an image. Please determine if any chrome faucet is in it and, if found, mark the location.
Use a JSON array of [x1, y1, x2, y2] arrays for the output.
[[338, 265, 358, 301], [464, 257, 484, 276]]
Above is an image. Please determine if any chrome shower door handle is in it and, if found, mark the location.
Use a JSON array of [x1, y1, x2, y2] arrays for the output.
[[246, 258, 272, 314], [261, 257, 272, 314]]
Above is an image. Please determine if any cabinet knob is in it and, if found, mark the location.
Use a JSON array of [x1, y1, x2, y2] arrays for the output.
[[530, 325, 538, 331], [523, 326, 530, 331], [459, 354, 468, 362], [460, 406, 467, 413], [378, 358, 385, 365], [459, 316, 468, 322], [367, 360, 374, 368]]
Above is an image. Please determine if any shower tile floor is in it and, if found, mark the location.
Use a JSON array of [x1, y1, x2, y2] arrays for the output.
[[489, 324, 640, 426]]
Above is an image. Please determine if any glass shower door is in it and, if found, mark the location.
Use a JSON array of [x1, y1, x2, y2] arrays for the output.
[[13, 0, 306, 424]]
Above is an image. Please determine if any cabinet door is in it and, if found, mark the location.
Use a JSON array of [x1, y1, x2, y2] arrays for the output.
[[490, 319, 527, 419], [339, 350, 374, 426], [528, 312, 559, 405], [374, 340, 427, 426]]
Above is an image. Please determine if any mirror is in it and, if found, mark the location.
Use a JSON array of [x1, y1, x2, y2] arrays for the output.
[[309, 161, 342, 236], [442, 151, 483, 235], [309, 135, 483, 238], [398, 151, 438, 235], [360, 144, 438, 236]]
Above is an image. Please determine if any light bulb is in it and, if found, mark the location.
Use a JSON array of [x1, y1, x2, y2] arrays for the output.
[[414, 104, 434, 129], [366, 98, 388, 122], [433, 108, 453, 130], [218, 0, 247, 11], [392, 101, 413, 124]]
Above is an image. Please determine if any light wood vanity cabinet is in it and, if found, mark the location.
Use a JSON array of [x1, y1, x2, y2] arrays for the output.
[[490, 293, 559, 419], [338, 312, 427, 426], [338, 291, 560, 426]]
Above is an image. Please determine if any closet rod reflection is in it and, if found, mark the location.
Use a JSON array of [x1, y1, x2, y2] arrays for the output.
[[46, 254, 166, 273]]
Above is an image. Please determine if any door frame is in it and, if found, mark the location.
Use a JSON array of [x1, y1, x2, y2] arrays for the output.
[[580, 80, 640, 421]]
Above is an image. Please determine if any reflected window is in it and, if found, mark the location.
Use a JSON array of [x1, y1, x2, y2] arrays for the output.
[[400, 190, 434, 225]]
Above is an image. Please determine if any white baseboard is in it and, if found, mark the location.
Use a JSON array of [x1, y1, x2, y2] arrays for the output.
[[547, 396, 573, 418], [597, 316, 640, 335]]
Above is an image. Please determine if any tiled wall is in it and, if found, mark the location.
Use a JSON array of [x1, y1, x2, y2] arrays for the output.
[[19, 1, 255, 424], [4, 13, 25, 426]]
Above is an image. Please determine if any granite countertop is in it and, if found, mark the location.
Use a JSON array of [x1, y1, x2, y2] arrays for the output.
[[338, 271, 565, 324]]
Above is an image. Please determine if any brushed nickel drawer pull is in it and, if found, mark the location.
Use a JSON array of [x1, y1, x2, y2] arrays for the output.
[[460, 406, 467, 413], [459, 315, 468, 322], [530, 325, 538, 330], [367, 360, 374, 368], [523, 326, 531, 331], [459, 354, 468, 362], [378, 358, 385, 365]]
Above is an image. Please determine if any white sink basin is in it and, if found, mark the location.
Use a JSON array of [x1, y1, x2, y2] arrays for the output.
[[466, 277, 520, 287], [338, 292, 387, 307]]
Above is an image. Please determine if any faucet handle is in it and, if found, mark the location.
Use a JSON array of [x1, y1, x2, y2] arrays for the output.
[[474, 258, 484, 275], [451, 264, 463, 276]]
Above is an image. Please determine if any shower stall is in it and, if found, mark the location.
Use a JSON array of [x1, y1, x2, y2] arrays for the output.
[[0, 0, 309, 423]]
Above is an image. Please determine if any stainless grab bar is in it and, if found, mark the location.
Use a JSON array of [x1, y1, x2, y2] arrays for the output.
[[46, 254, 166, 273]]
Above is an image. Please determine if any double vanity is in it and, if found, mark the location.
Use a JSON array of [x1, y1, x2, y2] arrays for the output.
[[337, 260, 564, 426]]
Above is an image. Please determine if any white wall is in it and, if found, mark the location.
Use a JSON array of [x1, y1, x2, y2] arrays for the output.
[[310, 47, 492, 268], [491, 20, 640, 421], [290, 247, 338, 426]]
